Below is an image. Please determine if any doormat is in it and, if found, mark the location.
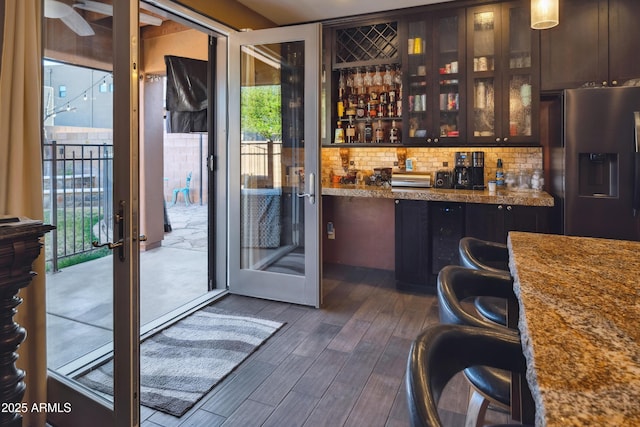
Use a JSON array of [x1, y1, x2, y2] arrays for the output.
[[76, 306, 284, 417]]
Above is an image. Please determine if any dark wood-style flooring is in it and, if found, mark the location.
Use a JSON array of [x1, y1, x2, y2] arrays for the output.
[[141, 264, 510, 427]]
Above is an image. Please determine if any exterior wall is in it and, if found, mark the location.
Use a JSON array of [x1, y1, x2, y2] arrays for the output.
[[163, 132, 209, 205]]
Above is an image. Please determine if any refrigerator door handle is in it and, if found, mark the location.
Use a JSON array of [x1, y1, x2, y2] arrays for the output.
[[633, 112, 640, 216]]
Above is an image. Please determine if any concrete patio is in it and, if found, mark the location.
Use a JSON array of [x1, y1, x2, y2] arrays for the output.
[[46, 204, 221, 372]]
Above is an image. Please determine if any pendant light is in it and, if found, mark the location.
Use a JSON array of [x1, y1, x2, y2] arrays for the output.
[[531, 0, 559, 30]]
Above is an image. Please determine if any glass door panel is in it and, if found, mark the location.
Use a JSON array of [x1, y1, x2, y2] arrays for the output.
[[44, 1, 139, 425], [437, 14, 462, 140], [470, 9, 498, 139], [407, 20, 429, 142], [506, 4, 534, 139], [229, 24, 321, 307]]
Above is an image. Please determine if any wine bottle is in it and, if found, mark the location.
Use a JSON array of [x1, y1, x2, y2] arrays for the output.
[[389, 120, 401, 144]]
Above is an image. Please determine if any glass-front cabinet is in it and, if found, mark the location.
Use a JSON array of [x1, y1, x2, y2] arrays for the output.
[[467, 1, 539, 144], [406, 10, 465, 145]]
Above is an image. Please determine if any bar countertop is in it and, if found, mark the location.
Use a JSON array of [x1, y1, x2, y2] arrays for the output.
[[507, 232, 640, 426], [322, 184, 555, 207]]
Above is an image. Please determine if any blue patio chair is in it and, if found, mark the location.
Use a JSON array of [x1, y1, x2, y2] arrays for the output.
[[171, 172, 192, 206]]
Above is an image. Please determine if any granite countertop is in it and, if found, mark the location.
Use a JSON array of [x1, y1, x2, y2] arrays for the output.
[[322, 184, 555, 207], [507, 232, 640, 427]]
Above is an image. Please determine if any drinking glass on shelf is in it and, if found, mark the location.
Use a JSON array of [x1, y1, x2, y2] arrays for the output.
[[363, 67, 373, 87], [354, 68, 364, 89], [373, 66, 383, 86], [383, 66, 393, 86], [394, 66, 402, 85]]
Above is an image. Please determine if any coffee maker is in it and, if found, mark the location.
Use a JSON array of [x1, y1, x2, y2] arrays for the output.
[[454, 151, 485, 190], [470, 151, 485, 190], [454, 152, 471, 189]]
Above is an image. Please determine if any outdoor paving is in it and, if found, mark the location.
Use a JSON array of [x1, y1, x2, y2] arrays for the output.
[[46, 204, 214, 371]]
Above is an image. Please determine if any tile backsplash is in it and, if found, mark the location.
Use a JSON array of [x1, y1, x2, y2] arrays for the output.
[[321, 146, 543, 184]]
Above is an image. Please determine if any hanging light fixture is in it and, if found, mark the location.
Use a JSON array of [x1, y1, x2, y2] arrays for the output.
[[531, 0, 559, 30]]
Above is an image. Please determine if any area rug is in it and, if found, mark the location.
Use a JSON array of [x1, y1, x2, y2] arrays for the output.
[[76, 306, 284, 417]]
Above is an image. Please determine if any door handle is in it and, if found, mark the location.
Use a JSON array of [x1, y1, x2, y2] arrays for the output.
[[92, 200, 126, 261], [297, 172, 315, 205]]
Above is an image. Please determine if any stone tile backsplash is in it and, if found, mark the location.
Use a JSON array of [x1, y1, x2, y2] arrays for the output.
[[321, 146, 543, 185]]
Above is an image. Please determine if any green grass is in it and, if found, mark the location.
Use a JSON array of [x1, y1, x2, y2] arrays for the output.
[[44, 208, 110, 271]]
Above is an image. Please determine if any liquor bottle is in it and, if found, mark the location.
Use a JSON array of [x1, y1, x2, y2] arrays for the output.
[[334, 121, 345, 144], [389, 120, 401, 144], [496, 158, 505, 186], [364, 118, 373, 143], [346, 117, 356, 144], [375, 119, 385, 143]]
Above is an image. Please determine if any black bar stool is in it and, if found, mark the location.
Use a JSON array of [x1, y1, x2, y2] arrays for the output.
[[459, 237, 511, 326], [406, 324, 531, 427], [437, 265, 523, 427]]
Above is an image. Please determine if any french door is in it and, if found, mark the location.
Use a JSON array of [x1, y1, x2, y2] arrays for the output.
[[228, 24, 322, 307], [45, 1, 140, 426]]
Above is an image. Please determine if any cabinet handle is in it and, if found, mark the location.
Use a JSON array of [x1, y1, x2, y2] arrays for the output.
[[498, 204, 504, 210], [612, 80, 618, 86], [602, 81, 608, 86], [395, 200, 399, 204], [433, 138, 439, 143], [426, 138, 432, 143], [495, 138, 501, 143], [506, 205, 512, 211], [503, 137, 508, 142]]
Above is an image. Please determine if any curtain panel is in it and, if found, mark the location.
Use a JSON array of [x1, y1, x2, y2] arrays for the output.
[[0, 1, 47, 426]]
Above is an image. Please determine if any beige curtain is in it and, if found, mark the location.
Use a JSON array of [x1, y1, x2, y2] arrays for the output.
[[0, 1, 47, 427]]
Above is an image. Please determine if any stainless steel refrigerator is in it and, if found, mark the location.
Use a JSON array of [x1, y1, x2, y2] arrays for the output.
[[551, 86, 640, 241]]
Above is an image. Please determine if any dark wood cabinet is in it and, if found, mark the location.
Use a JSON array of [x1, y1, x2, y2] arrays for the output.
[[404, 9, 466, 145], [465, 203, 549, 243], [541, 0, 640, 91], [394, 199, 432, 292], [466, 1, 540, 145], [430, 202, 465, 277]]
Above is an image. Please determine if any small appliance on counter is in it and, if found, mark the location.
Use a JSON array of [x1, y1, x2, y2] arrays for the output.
[[434, 170, 453, 188], [392, 172, 432, 188], [453, 151, 471, 189], [368, 167, 393, 186], [453, 151, 485, 190]]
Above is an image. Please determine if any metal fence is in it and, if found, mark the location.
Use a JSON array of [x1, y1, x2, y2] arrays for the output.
[[42, 141, 113, 272]]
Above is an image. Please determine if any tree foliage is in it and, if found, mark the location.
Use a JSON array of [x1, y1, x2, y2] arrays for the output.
[[241, 85, 282, 141]]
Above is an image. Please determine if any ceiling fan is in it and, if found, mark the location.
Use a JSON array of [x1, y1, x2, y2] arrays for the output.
[[44, 0, 95, 36], [44, 0, 163, 37]]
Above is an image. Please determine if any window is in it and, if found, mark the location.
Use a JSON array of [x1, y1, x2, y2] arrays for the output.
[[59, 85, 67, 97]]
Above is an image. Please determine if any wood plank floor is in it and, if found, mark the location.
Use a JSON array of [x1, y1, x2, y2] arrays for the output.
[[141, 264, 510, 427]]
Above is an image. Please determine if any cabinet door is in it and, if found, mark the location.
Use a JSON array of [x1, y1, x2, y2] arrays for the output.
[[395, 199, 431, 290], [405, 10, 465, 145], [465, 203, 506, 243], [500, 1, 539, 143], [406, 17, 434, 143], [431, 202, 464, 275], [433, 10, 466, 144], [608, 0, 640, 84], [540, 0, 608, 91], [467, 4, 502, 143], [506, 205, 550, 235]]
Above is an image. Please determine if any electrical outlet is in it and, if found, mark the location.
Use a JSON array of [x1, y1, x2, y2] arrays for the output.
[[443, 161, 448, 167], [327, 222, 335, 240], [394, 161, 398, 166]]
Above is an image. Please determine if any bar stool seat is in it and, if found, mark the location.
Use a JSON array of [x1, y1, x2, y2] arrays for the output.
[[406, 324, 530, 427], [437, 265, 521, 427], [459, 236, 510, 274], [459, 237, 511, 327]]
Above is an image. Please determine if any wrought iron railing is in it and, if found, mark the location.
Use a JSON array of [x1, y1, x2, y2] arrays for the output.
[[42, 141, 113, 272]]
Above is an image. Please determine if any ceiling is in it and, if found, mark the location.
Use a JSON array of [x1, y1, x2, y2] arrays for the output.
[[234, 0, 456, 26]]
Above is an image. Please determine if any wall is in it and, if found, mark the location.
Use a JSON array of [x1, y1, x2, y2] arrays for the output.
[[322, 146, 544, 187]]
